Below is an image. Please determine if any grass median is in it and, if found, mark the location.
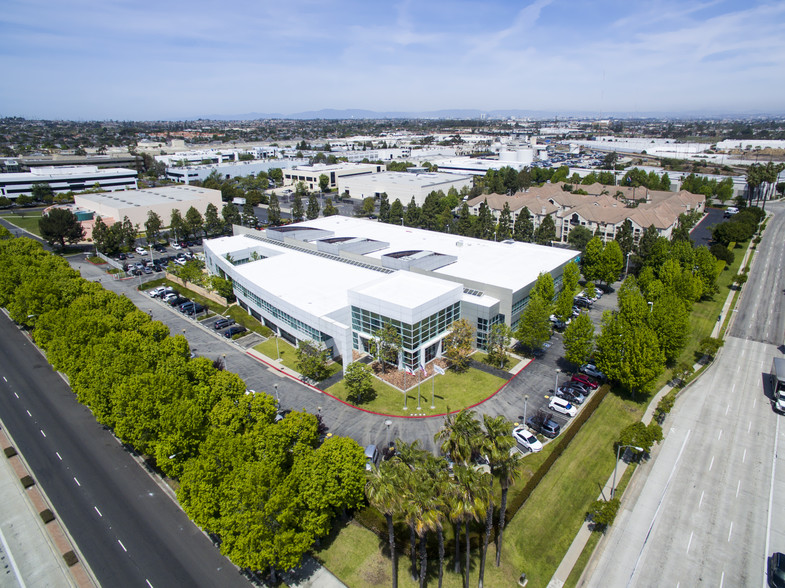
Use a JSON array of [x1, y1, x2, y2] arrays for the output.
[[0, 212, 43, 236], [253, 337, 341, 379]]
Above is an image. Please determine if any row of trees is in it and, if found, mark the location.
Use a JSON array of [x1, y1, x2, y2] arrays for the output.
[[367, 410, 521, 588], [0, 235, 366, 581]]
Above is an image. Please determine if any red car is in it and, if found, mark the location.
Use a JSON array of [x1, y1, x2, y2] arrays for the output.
[[571, 373, 599, 390]]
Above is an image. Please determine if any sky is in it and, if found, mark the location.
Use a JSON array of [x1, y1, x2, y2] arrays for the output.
[[1, 0, 784, 120]]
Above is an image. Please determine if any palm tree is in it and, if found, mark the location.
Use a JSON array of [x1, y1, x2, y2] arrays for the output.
[[434, 410, 482, 466], [453, 465, 485, 588], [395, 439, 424, 581], [479, 415, 517, 583], [366, 460, 403, 588]]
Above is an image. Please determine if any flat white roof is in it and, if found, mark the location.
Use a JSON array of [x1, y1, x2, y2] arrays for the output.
[[296, 216, 578, 292], [232, 244, 382, 318], [343, 171, 471, 188], [76, 185, 219, 208], [351, 271, 461, 309], [0, 166, 134, 181]]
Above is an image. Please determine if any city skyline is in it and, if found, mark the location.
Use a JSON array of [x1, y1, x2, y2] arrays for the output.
[[2, 0, 784, 120]]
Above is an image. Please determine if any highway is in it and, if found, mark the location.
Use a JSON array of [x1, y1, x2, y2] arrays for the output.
[[585, 201, 785, 587], [0, 313, 249, 588]]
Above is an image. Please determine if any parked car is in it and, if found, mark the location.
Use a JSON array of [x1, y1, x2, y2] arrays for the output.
[[213, 317, 235, 330], [118, 252, 127, 260], [574, 296, 592, 309], [171, 242, 182, 250], [149, 286, 167, 298], [549, 315, 569, 330], [527, 412, 561, 438], [549, 397, 577, 417], [580, 363, 606, 380], [167, 296, 188, 307], [224, 325, 247, 338], [572, 373, 599, 390], [143, 266, 153, 275], [135, 246, 147, 255], [563, 380, 592, 395], [152, 264, 163, 273], [512, 425, 543, 452], [556, 385, 586, 405], [186, 303, 205, 315], [364, 444, 380, 471], [174, 258, 187, 266], [179, 301, 195, 313]]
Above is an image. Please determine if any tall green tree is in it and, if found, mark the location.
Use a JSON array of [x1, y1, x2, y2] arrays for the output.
[[535, 215, 556, 245], [563, 312, 595, 366], [170, 209, 185, 242], [496, 203, 512, 240], [379, 193, 390, 223], [241, 201, 257, 227], [373, 323, 401, 373], [615, 219, 634, 256], [456, 203, 473, 237], [513, 207, 534, 242], [39, 208, 84, 249], [306, 194, 320, 220], [204, 203, 223, 236], [221, 203, 241, 227], [650, 293, 690, 363], [515, 295, 551, 351], [144, 211, 163, 244], [404, 197, 421, 227], [318, 174, 330, 193], [366, 461, 403, 588], [562, 260, 581, 294], [531, 272, 555, 303], [268, 194, 281, 225], [185, 206, 204, 239], [443, 318, 474, 372], [486, 323, 512, 368], [323, 198, 338, 217], [476, 200, 494, 240], [291, 194, 304, 222], [389, 199, 404, 226]]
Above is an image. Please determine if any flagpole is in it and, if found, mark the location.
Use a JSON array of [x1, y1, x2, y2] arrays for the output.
[[403, 368, 408, 411], [431, 373, 435, 409], [417, 370, 422, 410]]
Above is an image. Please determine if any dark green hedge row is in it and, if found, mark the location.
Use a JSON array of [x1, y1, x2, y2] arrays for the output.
[[505, 384, 610, 524]]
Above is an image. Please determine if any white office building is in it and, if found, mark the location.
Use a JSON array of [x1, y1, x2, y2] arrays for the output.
[[340, 171, 473, 206], [165, 159, 306, 184], [435, 156, 529, 176], [0, 166, 138, 199], [203, 216, 579, 370], [283, 162, 383, 192]]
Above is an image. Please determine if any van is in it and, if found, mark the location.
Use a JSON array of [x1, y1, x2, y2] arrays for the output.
[[364, 444, 380, 471], [724, 206, 739, 218]]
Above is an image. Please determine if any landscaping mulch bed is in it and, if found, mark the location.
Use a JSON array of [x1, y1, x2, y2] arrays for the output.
[[370, 358, 449, 391]]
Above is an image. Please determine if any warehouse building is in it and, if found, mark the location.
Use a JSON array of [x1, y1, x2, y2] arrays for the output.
[[340, 171, 473, 206], [74, 185, 222, 227], [203, 216, 579, 370], [283, 162, 383, 192]]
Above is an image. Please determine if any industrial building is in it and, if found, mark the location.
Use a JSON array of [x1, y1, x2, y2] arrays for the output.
[[203, 216, 579, 370], [165, 159, 306, 185], [340, 171, 473, 206], [0, 166, 138, 199], [74, 185, 222, 227]]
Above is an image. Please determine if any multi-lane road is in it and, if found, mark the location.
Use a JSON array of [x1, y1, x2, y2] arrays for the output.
[[585, 201, 785, 587], [0, 315, 250, 588]]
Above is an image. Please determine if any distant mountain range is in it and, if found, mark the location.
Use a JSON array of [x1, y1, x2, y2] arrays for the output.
[[192, 108, 781, 121]]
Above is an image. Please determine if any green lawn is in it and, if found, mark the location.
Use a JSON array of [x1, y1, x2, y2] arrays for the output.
[[502, 392, 644, 587], [0, 212, 43, 236], [225, 306, 273, 337], [253, 337, 341, 379], [326, 367, 506, 416]]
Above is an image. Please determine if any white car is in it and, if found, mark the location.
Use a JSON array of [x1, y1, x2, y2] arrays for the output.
[[512, 425, 542, 453], [148, 286, 166, 298], [174, 258, 187, 266], [171, 242, 182, 250], [549, 397, 577, 417], [135, 246, 147, 255]]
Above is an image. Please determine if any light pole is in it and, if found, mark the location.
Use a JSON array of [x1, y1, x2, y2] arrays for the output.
[[523, 394, 529, 428], [274, 383, 279, 403], [222, 353, 226, 371], [625, 251, 631, 276], [611, 444, 643, 498], [385, 419, 392, 444], [554, 368, 560, 395], [648, 301, 653, 314], [275, 334, 281, 361]]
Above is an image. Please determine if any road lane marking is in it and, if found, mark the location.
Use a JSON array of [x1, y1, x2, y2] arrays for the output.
[[40, 429, 46, 438], [736, 480, 741, 498], [686, 531, 693, 553], [725, 404, 730, 416], [13, 392, 18, 398], [73, 477, 80, 487], [118, 540, 127, 552], [709, 456, 714, 471], [628, 429, 691, 586], [146, 580, 153, 588], [0, 524, 27, 588], [749, 421, 752, 433], [720, 571, 725, 588], [56, 452, 62, 461], [754, 398, 757, 408], [728, 522, 733, 542], [26, 410, 31, 417], [743, 448, 746, 463], [718, 429, 722, 441], [94, 506, 102, 517], [765, 415, 781, 577], [2, 376, 6, 382]]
